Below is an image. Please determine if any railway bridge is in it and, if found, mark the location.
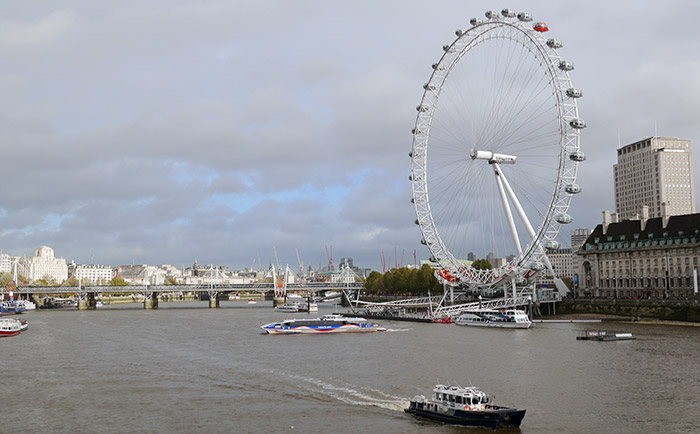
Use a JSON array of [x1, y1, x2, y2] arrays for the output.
[[4, 282, 362, 310]]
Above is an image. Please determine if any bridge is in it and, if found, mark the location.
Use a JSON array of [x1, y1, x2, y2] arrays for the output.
[[3, 282, 362, 310]]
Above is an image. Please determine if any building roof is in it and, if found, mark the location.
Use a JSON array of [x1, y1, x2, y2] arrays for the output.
[[582, 213, 700, 251]]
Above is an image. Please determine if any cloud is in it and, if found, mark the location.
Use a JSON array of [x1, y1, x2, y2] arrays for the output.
[[1, 1, 700, 271]]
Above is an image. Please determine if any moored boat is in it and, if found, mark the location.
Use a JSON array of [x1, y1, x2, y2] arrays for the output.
[[576, 331, 635, 341], [0, 318, 23, 337], [275, 302, 305, 313], [455, 309, 532, 329], [405, 384, 526, 430], [261, 314, 386, 334], [1, 302, 25, 315]]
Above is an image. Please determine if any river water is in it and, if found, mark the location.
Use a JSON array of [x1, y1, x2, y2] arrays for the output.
[[3, 301, 699, 433]]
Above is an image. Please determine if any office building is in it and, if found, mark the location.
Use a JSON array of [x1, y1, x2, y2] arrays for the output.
[[614, 136, 695, 220]]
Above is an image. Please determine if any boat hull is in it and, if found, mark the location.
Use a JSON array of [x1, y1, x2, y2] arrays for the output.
[[405, 402, 526, 430], [263, 324, 386, 334], [454, 321, 531, 329]]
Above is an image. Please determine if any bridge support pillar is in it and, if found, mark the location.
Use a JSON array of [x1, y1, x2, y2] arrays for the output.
[[78, 292, 97, 310], [209, 292, 219, 308], [273, 297, 286, 307], [144, 293, 158, 309]]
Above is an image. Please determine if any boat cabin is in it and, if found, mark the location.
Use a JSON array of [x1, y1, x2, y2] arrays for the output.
[[432, 385, 491, 410]]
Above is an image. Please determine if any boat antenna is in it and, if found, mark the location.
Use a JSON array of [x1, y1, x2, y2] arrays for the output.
[[467, 377, 474, 388]]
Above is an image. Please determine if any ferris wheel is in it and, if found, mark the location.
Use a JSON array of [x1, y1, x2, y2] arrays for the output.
[[410, 9, 585, 290]]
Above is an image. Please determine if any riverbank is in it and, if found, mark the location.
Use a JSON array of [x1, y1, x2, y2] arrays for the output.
[[556, 299, 700, 323]]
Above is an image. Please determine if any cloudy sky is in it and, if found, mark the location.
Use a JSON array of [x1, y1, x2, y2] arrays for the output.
[[1, 0, 699, 272]]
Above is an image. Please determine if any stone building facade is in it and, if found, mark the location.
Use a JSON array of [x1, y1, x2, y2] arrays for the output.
[[576, 212, 700, 299]]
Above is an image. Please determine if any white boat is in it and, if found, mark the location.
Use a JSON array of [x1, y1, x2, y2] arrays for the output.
[[0, 318, 23, 337], [16, 300, 36, 311], [261, 314, 386, 334], [275, 303, 304, 313], [248, 299, 257, 305], [455, 309, 532, 329], [405, 384, 526, 429], [308, 302, 318, 313]]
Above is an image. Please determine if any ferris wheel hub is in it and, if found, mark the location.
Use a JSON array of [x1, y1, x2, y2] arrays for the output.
[[470, 149, 517, 164]]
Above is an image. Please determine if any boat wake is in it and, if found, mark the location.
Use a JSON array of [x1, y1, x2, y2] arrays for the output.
[[287, 373, 409, 412], [385, 328, 412, 333]]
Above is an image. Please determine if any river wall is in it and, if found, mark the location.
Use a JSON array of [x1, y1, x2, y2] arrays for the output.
[[557, 299, 700, 323]]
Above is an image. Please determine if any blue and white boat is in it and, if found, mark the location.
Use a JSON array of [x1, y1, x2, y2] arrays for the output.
[[261, 314, 386, 334], [455, 309, 532, 329], [1, 302, 25, 315]]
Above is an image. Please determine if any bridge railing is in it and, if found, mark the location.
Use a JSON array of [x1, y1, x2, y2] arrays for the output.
[[2, 281, 363, 295]]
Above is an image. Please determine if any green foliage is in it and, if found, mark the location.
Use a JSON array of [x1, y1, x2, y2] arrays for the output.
[[0, 272, 13, 287], [64, 277, 80, 287], [472, 259, 493, 270], [109, 276, 129, 286], [363, 264, 442, 296], [165, 276, 178, 285]]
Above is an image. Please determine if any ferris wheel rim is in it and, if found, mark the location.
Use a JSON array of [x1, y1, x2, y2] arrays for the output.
[[410, 13, 582, 288]]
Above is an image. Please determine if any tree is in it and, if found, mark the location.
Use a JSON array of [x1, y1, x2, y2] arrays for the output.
[[64, 277, 80, 287], [472, 259, 493, 270], [109, 276, 129, 286], [0, 272, 13, 287], [165, 276, 178, 285]]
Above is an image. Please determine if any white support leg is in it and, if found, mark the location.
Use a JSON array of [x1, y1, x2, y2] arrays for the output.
[[494, 164, 522, 256]]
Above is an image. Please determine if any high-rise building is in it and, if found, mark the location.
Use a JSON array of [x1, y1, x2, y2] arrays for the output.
[[571, 228, 591, 251], [614, 136, 695, 220]]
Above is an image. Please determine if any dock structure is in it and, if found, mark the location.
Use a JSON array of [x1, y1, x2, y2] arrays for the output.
[[349, 286, 561, 321]]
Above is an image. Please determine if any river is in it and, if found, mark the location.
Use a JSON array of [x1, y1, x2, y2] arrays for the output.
[[3, 301, 699, 433]]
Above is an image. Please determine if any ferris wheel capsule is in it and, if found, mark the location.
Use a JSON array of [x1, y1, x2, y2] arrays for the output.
[[485, 10, 499, 19], [566, 88, 583, 98], [470, 17, 483, 26], [565, 183, 582, 194], [555, 213, 574, 224], [546, 38, 563, 48], [533, 22, 549, 32], [528, 261, 545, 271], [517, 12, 532, 22], [569, 151, 586, 162], [501, 8, 515, 18], [544, 240, 561, 250], [569, 118, 587, 129], [558, 60, 574, 71]]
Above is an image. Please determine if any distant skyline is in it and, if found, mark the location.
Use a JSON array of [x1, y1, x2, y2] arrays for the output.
[[1, 1, 700, 271]]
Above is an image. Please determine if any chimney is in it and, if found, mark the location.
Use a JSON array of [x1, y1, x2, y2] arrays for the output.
[[602, 210, 611, 234], [611, 212, 619, 223], [640, 205, 649, 231], [661, 202, 670, 228]]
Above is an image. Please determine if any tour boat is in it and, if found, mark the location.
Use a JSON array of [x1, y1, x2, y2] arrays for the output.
[[16, 300, 36, 310], [260, 314, 386, 334], [1, 302, 25, 315], [248, 299, 257, 305], [275, 303, 305, 313], [405, 384, 526, 430], [455, 309, 532, 329], [0, 318, 23, 337]]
